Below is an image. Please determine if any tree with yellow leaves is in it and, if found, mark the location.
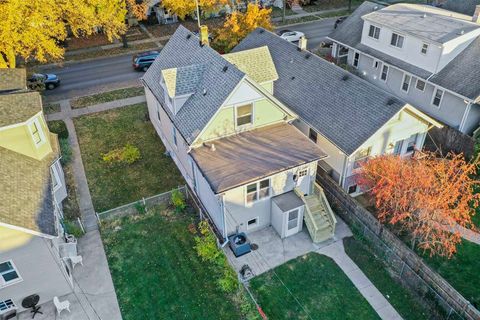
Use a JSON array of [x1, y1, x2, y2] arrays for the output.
[[161, 0, 230, 20], [0, 0, 127, 68], [213, 3, 272, 53], [126, 0, 148, 21]]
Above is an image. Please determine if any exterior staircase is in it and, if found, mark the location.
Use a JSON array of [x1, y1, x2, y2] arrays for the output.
[[295, 183, 336, 243]]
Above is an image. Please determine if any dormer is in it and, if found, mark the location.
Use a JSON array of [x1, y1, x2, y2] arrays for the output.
[[360, 4, 480, 74], [160, 64, 206, 115]]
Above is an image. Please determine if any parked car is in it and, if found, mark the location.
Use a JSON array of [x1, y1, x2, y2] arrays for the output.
[[132, 50, 160, 72], [334, 16, 347, 29], [278, 30, 305, 42], [27, 73, 60, 90]]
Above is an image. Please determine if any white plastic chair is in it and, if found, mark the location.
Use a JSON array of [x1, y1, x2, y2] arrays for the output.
[[53, 296, 71, 315], [69, 255, 83, 269]]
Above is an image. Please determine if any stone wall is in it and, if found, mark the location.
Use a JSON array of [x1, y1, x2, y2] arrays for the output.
[[317, 170, 480, 320]]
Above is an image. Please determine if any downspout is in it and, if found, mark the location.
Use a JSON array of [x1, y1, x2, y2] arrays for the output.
[[459, 101, 473, 133], [220, 193, 229, 247], [339, 153, 349, 189]]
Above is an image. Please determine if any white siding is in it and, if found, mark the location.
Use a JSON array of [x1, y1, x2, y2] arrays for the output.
[[224, 81, 263, 106]]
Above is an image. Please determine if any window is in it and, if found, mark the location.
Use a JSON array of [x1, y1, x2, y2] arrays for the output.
[[236, 104, 253, 127], [390, 33, 404, 48], [353, 52, 360, 68], [308, 128, 317, 143], [368, 25, 381, 39], [393, 140, 403, 155], [172, 127, 177, 147], [406, 134, 418, 153], [373, 60, 379, 69], [432, 88, 444, 107], [348, 184, 358, 194], [401, 74, 411, 92], [247, 218, 259, 229], [0, 261, 21, 288], [421, 43, 428, 55], [381, 65, 389, 81], [246, 179, 270, 204], [416, 79, 426, 91]]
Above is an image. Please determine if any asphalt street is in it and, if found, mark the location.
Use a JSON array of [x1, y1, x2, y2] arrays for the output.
[[43, 18, 336, 101]]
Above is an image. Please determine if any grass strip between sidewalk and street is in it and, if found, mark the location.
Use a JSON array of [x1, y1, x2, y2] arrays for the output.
[[70, 86, 145, 109]]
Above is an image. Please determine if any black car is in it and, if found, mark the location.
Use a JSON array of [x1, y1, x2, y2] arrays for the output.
[[132, 50, 160, 72], [28, 73, 60, 90]]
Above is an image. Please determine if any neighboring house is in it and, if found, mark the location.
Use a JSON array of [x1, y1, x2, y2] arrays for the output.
[[142, 26, 335, 243], [443, 0, 480, 15], [328, 2, 480, 135], [146, 0, 178, 24], [0, 69, 74, 317], [234, 28, 442, 196]]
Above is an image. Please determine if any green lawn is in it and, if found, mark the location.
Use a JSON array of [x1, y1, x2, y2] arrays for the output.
[[101, 207, 256, 320], [343, 237, 434, 320], [250, 253, 380, 320], [71, 86, 145, 109], [419, 240, 480, 309], [74, 103, 184, 212], [43, 102, 61, 114]]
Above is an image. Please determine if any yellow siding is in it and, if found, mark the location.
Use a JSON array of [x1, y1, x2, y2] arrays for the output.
[[260, 81, 274, 94], [195, 98, 288, 145], [0, 114, 52, 160]]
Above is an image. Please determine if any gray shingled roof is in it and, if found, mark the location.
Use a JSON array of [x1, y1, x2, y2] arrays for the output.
[[363, 4, 480, 43], [444, 0, 480, 15], [328, 1, 480, 101], [142, 26, 245, 144], [233, 28, 406, 156]]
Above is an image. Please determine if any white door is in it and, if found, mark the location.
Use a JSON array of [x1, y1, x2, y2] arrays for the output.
[[285, 207, 302, 237], [296, 167, 310, 196]]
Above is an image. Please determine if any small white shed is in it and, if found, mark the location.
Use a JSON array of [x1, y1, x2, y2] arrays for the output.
[[271, 191, 305, 238]]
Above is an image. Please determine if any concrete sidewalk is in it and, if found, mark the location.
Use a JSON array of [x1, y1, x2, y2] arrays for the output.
[[18, 231, 122, 320], [318, 241, 403, 320]]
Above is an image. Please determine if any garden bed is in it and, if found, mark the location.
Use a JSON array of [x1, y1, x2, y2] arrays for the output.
[[101, 205, 258, 320], [74, 103, 184, 212], [250, 252, 380, 320], [71, 86, 145, 109]]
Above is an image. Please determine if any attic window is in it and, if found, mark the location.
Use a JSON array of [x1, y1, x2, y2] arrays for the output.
[[236, 104, 253, 127]]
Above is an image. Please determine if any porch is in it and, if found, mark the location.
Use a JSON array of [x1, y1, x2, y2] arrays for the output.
[[223, 214, 352, 278]]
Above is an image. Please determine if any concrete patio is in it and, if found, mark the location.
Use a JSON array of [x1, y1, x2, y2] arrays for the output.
[[224, 214, 352, 277], [17, 230, 121, 320]]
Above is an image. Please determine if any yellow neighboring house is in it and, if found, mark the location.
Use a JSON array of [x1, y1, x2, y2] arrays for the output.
[[0, 69, 74, 317]]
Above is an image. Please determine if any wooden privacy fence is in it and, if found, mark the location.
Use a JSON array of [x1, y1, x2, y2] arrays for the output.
[[316, 170, 480, 320]]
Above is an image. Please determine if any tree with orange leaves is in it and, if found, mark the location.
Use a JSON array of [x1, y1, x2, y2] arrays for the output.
[[357, 151, 480, 258], [213, 3, 272, 53]]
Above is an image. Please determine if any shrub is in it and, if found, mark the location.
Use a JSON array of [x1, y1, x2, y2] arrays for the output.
[[64, 220, 84, 238], [218, 268, 239, 293], [102, 144, 140, 165], [171, 189, 186, 213], [194, 221, 221, 263], [134, 201, 147, 215], [59, 138, 72, 165], [48, 120, 69, 139]]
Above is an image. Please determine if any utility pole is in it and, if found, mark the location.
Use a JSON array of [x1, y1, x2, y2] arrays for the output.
[[283, 0, 286, 23], [195, 0, 201, 29]]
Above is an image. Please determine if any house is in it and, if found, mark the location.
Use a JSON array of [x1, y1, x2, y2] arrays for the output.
[[0, 69, 74, 317], [233, 28, 442, 195], [146, 0, 178, 24], [142, 26, 336, 243], [328, 2, 480, 135]]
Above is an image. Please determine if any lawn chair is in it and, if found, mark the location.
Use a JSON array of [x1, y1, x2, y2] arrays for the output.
[[53, 297, 70, 315], [69, 255, 83, 269]]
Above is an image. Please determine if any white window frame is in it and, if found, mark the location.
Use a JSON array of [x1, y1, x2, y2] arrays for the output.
[[415, 79, 426, 92], [390, 33, 405, 48], [235, 103, 254, 129], [51, 164, 62, 192], [431, 88, 444, 108], [380, 65, 389, 82], [421, 43, 428, 55], [0, 260, 22, 288], [246, 217, 259, 230], [28, 117, 46, 148], [353, 51, 360, 68], [368, 25, 381, 40], [401, 73, 411, 93], [245, 178, 271, 205]]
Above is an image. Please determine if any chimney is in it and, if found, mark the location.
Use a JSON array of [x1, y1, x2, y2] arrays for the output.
[[298, 36, 307, 51], [473, 5, 480, 23], [200, 25, 209, 46]]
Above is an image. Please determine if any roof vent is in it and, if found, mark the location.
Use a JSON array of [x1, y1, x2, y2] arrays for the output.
[[373, 6, 378, 11], [290, 58, 294, 63], [305, 53, 311, 59], [187, 34, 192, 39], [421, 13, 427, 18], [291, 76, 295, 80], [203, 89, 207, 96], [297, 47, 302, 52], [211, 143, 216, 151], [342, 74, 349, 81], [222, 66, 228, 72], [259, 29, 265, 34], [458, 29, 465, 35], [387, 98, 396, 106]]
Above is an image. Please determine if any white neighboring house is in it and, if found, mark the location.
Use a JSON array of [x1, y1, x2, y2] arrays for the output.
[[328, 2, 480, 135], [0, 69, 74, 317], [234, 28, 442, 196]]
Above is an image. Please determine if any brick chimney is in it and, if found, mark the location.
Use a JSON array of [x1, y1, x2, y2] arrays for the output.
[[473, 5, 480, 23], [200, 25, 209, 46], [298, 36, 307, 51]]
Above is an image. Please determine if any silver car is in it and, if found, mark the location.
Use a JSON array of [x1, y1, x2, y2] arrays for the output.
[[279, 30, 305, 42]]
